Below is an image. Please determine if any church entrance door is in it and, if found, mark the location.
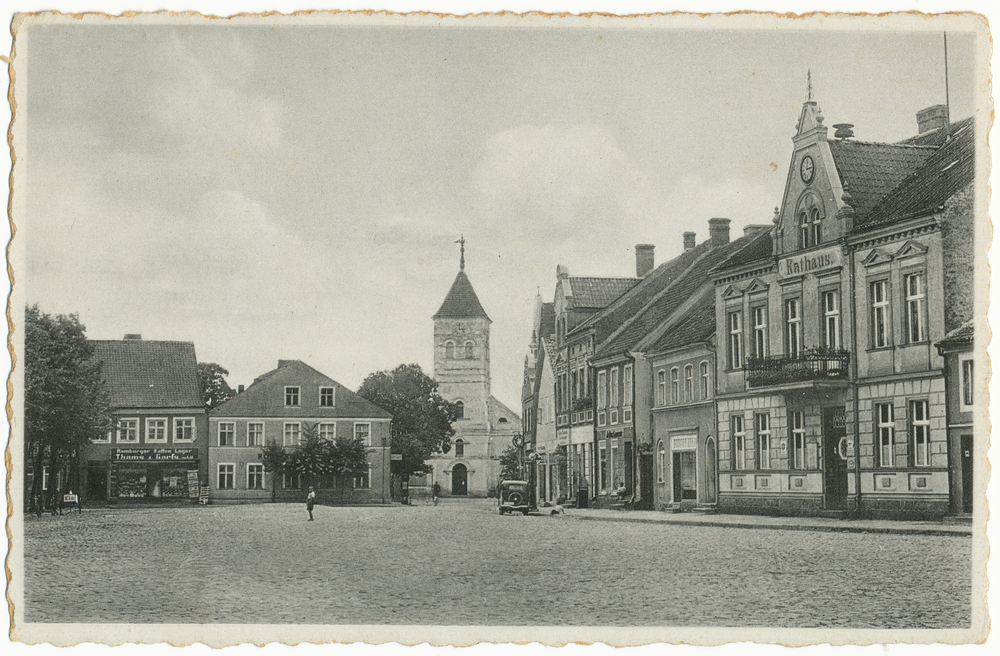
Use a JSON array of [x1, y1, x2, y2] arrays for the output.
[[452, 463, 468, 496]]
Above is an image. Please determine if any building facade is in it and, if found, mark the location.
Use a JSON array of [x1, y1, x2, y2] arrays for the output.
[[208, 359, 392, 504], [81, 336, 208, 505]]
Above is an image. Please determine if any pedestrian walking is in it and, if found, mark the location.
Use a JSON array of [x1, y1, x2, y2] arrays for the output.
[[306, 486, 316, 521], [432, 482, 441, 506]]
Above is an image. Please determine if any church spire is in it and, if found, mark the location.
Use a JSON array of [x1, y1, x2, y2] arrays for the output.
[[455, 235, 466, 271]]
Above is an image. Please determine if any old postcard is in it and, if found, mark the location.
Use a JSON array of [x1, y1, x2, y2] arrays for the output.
[[5, 8, 993, 649]]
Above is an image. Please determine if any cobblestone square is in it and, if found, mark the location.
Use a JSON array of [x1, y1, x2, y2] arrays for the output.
[[23, 500, 971, 627]]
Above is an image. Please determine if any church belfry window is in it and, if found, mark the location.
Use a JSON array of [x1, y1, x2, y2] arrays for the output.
[[455, 400, 464, 418], [464, 341, 474, 359], [445, 341, 454, 359]]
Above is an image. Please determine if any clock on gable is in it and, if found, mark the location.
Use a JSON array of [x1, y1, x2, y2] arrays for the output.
[[800, 155, 815, 184]]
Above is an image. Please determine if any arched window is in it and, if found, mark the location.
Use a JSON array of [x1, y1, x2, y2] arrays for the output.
[[700, 361, 711, 399], [670, 368, 680, 404], [445, 341, 454, 359], [454, 439, 464, 457], [465, 341, 474, 359], [684, 364, 694, 402], [498, 417, 508, 424], [657, 370, 666, 406], [799, 211, 811, 248], [810, 207, 822, 245], [657, 440, 666, 483], [455, 400, 464, 419]]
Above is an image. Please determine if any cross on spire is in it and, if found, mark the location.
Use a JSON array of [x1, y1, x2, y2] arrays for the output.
[[807, 69, 813, 101], [455, 235, 466, 271]]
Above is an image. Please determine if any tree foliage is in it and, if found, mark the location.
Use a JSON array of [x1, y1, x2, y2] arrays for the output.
[[356, 364, 461, 479], [499, 444, 522, 481], [24, 305, 112, 501], [258, 439, 287, 502], [198, 362, 236, 410], [258, 424, 371, 504]]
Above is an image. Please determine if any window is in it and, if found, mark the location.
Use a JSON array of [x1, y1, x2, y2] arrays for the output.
[[609, 367, 619, 408], [247, 422, 264, 447], [799, 211, 811, 248], [247, 464, 264, 490], [319, 387, 335, 407], [657, 370, 666, 406], [117, 418, 139, 443], [174, 418, 194, 443], [623, 365, 633, 406], [455, 439, 465, 457], [728, 311, 743, 369], [755, 413, 771, 469], [732, 415, 747, 470], [810, 207, 822, 246], [218, 422, 235, 447], [904, 273, 927, 343], [961, 358, 974, 409], [283, 422, 301, 446], [597, 370, 607, 408], [285, 386, 300, 406], [465, 341, 474, 359], [700, 362, 711, 399], [146, 418, 167, 443], [355, 422, 371, 446], [670, 368, 680, 404], [599, 442, 608, 490], [354, 467, 371, 489], [283, 473, 301, 490], [445, 341, 454, 359], [871, 280, 890, 348], [455, 400, 464, 418], [911, 400, 930, 467], [684, 365, 693, 402], [657, 440, 666, 483], [790, 411, 805, 469], [319, 422, 336, 441], [822, 290, 841, 349], [752, 306, 767, 358], [876, 403, 895, 467], [218, 464, 234, 490], [785, 299, 802, 358]]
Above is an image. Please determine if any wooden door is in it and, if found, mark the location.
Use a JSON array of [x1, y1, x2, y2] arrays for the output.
[[961, 434, 973, 513], [823, 407, 848, 510], [451, 463, 468, 496]]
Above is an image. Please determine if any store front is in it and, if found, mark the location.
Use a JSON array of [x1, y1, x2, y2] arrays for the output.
[[108, 448, 201, 502]]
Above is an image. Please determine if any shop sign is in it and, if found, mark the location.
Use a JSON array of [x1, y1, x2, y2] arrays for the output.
[[778, 244, 842, 279], [186, 470, 200, 498], [112, 448, 198, 462], [199, 486, 210, 505]]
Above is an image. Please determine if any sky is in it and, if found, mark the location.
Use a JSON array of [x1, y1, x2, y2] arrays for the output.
[[19, 15, 982, 412]]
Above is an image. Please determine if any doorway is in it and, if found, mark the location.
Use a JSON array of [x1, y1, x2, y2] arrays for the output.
[[672, 451, 697, 501], [86, 464, 107, 502], [705, 437, 717, 504], [822, 407, 848, 510], [961, 434, 973, 513], [451, 463, 468, 496]]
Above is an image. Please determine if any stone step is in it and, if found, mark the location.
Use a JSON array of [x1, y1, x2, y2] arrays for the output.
[[943, 514, 973, 525]]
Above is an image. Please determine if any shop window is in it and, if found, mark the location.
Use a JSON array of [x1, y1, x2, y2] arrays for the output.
[[146, 418, 167, 443], [876, 403, 895, 467], [218, 422, 235, 447], [117, 418, 139, 443], [728, 311, 743, 369], [285, 386, 300, 407], [247, 422, 264, 446], [599, 443, 608, 490], [173, 417, 194, 443], [354, 422, 371, 446], [904, 272, 927, 343], [870, 280, 890, 348], [319, 422, 336, 441], [755, 413, 771, 469], [247, 464, 264, 490], [319, 387, 335, 407], [910, 400, 930, 467], [657, 440, 666, 483], [283, 422, 301, 446], [961, 358, 974, 410], [455, 439, 465, 457], [732, 415, 746, 470], [789, 411, 805, 469], [218, 464, 235, 490]]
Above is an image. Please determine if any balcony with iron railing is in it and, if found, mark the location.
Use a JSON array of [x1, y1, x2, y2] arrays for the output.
[[745, 348, 850, 389]]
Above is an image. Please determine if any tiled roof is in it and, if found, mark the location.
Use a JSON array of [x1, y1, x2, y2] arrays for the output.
[[595, 235, 757, 359], [566, 276, 638, 310], [214, 360, 392, 419], [934, 320, 974, 351], [572, 243, 709, 341], [712, 228, 773, 272], [649, 298, 716, 354], [858, 118, 975, 230], [828, 139, 937, 219], [434, 271, 490, 321], [91, 340, 203, 409], [538, 302, 556, 340]]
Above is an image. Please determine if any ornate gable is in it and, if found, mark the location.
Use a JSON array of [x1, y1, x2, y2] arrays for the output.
[[721, 284, 743, 300], [862, 248, 894, 267], [894, 239, 929, 260]]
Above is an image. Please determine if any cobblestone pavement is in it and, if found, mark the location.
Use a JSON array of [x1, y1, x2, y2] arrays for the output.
[[23, 499, 971, 627]]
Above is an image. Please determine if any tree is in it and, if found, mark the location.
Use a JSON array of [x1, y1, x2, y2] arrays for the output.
[[284, 423, 333, 490], [258, 440, 287, 502], [24, 305, 112, 506], [356, 364, 461, 485], [332, 435, 370, 503], [499, 444, 522, 481], [198, 362, 236, 410]]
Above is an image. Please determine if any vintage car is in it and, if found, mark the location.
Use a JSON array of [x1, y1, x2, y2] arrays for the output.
[[497, 479, 532, 515]]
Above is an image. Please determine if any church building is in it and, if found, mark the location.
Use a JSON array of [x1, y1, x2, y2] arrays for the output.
[[427, 240, 522, 497]]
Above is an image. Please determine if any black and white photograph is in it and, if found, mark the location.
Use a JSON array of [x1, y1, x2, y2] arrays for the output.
[[4, 3, 994, 650]]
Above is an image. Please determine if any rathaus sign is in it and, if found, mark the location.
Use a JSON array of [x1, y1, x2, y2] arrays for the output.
[[777, 244, 843, 279]]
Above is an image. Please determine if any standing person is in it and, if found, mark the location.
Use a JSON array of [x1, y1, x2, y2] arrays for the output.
[[432, 481, 441, 506], [306, 486, 316, 521]]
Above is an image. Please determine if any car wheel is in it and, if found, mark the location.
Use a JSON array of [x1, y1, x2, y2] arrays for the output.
[[498, 507, 506, 515], [521, 509, 529, 516]]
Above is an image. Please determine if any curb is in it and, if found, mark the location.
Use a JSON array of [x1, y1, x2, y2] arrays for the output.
[[566, 513, 972, 537]]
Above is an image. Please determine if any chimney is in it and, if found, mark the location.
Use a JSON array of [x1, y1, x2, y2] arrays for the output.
[[635, 244, 655, 277], [123, 334, 142, 340], [556, 264, 569, 280], [237, 385, 245, 394], [682, 232, 696, 252], [708, 218, 731, 246], [916, 105, 949, 135], [278, 360, 295, 368], [743, 224, 770, 238]]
